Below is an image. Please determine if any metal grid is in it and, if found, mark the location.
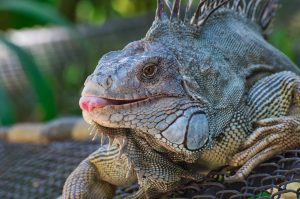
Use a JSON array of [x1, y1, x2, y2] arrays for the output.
[[116, 150, 300, 199], [174, 149, 300, 198], [0, 141, 299, 199], [0, 141, 99, 199]]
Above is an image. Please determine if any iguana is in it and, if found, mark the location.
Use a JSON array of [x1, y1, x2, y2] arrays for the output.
[[62, 0, 300, 198]]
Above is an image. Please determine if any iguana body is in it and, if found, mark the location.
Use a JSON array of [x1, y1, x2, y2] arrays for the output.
[[61, 0, 300, 198]]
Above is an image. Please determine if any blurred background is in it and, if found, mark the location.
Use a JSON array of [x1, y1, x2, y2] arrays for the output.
[[0, 0, 299, 125]]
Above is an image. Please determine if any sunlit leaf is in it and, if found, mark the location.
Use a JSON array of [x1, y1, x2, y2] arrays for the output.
[[0, 0, 71, 26], [270, 29, 296, 62], [247, 191, 271, 199]]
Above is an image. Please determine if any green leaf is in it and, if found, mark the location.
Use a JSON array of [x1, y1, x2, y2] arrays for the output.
[[0, 0, 71, 26], [0, 37, 57, 121], [270, 29, 296, 62], [0, 85, 15, 125], [247, 191, 271, 199]]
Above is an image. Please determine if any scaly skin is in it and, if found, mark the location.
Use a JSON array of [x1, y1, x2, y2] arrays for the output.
[[63, 1, 300, 198], [226, 72, 300, 181]]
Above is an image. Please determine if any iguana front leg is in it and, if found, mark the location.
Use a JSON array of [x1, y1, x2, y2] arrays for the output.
[[226, 72, 300, 181], [63, 133, 201, 199], [62, 143, 137, 199], [125, 134, 204, 199]]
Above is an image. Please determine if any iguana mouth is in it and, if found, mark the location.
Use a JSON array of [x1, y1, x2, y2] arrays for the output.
[[79, 96, 148, 112]]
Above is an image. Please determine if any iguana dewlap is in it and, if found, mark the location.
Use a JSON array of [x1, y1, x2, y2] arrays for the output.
[[63, 0, 300, 198]]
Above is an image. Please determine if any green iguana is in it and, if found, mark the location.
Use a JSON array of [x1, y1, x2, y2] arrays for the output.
[[59, 0, 300, 198]]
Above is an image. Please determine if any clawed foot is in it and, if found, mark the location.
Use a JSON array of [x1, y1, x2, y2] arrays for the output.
[[225, 116, 300, 182]]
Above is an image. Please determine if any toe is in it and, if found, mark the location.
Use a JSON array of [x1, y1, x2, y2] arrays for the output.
[[224, 172, 245, 182], [255, 117, 288, 127], [229, 133, 282, 167], [244, 124, 284, 148], [226, 145, 281, 182]]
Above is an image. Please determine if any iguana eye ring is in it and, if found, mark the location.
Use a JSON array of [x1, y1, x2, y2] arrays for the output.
[[142, 63, 157, 78]]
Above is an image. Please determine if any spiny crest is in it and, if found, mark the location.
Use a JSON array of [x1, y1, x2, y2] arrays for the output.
[[156, 0, 279, 33]]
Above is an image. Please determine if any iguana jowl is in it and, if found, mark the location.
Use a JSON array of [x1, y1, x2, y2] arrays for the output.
[[63, 0, 300, 198]]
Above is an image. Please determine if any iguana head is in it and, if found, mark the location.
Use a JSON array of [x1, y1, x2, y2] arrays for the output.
[[80, 0, 288, 162], [79, 36, 207, 158]]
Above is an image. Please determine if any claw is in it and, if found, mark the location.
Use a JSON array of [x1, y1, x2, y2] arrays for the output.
[[224, 172, 245, 182]]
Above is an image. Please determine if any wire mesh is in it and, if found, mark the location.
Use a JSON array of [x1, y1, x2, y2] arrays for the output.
[[0, 141, 98, 199], [167, 150, 300, 198], [115, 150, 300, 199], [0, 141, 299, 199]]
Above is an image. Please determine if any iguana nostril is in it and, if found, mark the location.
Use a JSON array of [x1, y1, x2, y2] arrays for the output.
[[106, 76, 113, 88], [96, 76, 113, 89]]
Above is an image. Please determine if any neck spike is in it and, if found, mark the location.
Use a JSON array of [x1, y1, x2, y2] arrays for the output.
[[191, 0, 208, 24], [184, 0, 194, 22], [156, 0, 168, 21], [153, 0, 279, 35], [164, 0, 172, 12], [171, 0, 181, 21]]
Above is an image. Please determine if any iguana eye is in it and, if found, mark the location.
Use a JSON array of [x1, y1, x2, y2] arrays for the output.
[[142, 63, 157, 78]]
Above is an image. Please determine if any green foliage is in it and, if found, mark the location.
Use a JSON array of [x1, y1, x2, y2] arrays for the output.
[[0, 0, 156, 29], [247, 191, 271, 199], [0, 86, 15, 125], [269, 29, 297, 63], [0, 0, 72, 29], [0, 0, 70, 25], [64, 64, 84, 88], [0, 0, 75, 124], [0, 37, 57, 121], [69, 0, 156, 24]]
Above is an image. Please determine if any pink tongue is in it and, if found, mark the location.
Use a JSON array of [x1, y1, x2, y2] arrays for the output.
[[79, 96, 113, 112]]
